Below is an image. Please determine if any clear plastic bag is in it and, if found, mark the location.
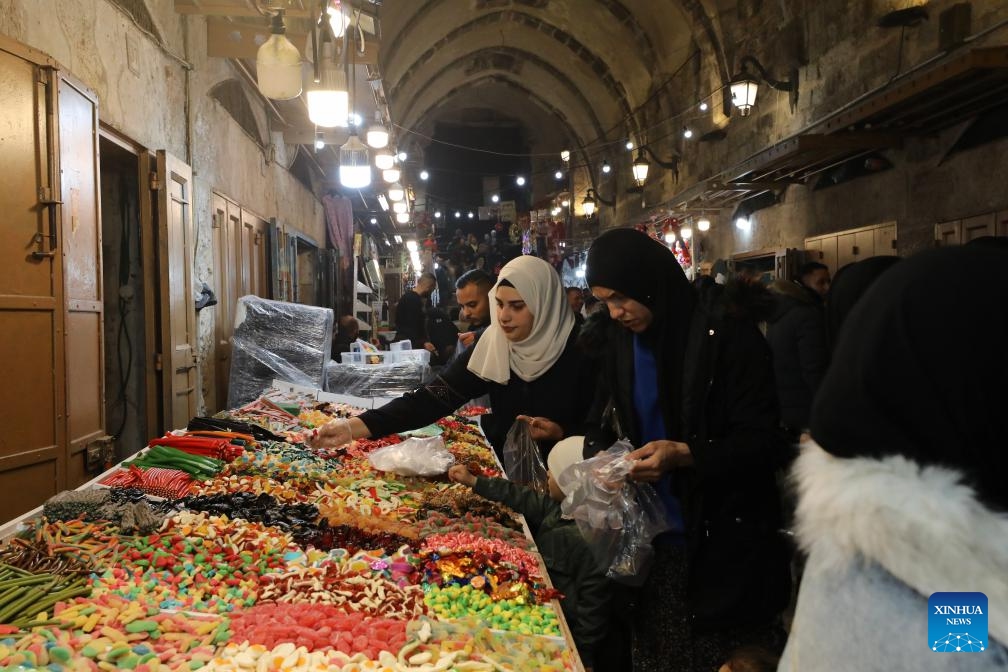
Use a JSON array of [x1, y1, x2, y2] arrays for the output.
[[557, 440, 671, 585], [502, 419, 549, 494], [368, 436, 455, 476]]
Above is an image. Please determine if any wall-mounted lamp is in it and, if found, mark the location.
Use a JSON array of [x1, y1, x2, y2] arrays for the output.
[[581, 190, 597, 217], [730, 55, 799, 116], [630, 146, 681, 189]]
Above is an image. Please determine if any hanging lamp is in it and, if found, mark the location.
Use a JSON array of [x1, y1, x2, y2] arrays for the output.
[[581, 190, 597, 217], [375, 149, 395, 170], [306, 33, 348, 128], [388, 182, 405, 202], [382, 167, 401, 183], [338, 133, 371, 188], [255, 11, 302, 100], [366, 111, 389, 149]]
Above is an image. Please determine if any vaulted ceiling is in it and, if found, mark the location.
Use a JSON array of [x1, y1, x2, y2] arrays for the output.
[[174, 0, 741, 223], [378, 0, 734, 160]]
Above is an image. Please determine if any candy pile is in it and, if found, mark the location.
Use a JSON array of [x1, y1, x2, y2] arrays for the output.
[[0, 395, 581, 670], [257, 564, 426, 618]]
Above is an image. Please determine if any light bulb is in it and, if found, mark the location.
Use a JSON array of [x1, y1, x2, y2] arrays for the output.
[[406, 240, 418, 252], [681, 227, 693, 240], [382, 168, 401, 183], [467, 212, 474, 219], [397, 151, 407, 161], [664, 232, 675, 243], [396, 212, 410, 224], [735, 216, 751, 231], [554, 170, 563, 180], [419, 170, 429, 181], [434, 211, 442, 218], [625, 140, 634, 150], [699, 102, 709, 112], [365, 121, 389, 149], [388, 183, 405, 202], [255, 12, 302, 100], [306, 41, 348, 128], [683, 127, 693, 139], [393, 201, 408, 214], [338, 135, 370, 189], [314, 138, 325, 150], [516, 176, 526, 186], [601, 160, 611, 174], [375, 150, 395, 170], [491, 194, 499, 203], [560, 149, 570, 163], [697, 217, 711, 232], [561, 199, 570, 208], [369, 217, 377, 224], [454, 211, 461, 219]]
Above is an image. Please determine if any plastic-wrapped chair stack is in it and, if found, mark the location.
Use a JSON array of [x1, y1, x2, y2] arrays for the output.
[[227, 296, 334, 408]]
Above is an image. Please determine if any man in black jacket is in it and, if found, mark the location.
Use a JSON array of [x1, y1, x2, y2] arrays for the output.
[[766, 264, 830, 442], [394, 272, 436, 352]]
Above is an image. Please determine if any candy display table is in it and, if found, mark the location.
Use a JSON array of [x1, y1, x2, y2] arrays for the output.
[[0, 388, 584, 672]]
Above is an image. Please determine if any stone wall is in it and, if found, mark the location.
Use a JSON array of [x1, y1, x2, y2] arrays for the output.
[[0, 0, 326, 418], [601, 0, 1008, 262]]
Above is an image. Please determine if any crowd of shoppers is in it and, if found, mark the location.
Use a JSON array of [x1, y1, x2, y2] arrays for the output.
[[316, 226, 1007, 671]]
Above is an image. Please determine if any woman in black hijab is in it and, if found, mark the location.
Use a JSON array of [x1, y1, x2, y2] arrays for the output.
[[824, 255, 901, 349], [584, 229, 791, 672], [781, 246, 1008, 671]]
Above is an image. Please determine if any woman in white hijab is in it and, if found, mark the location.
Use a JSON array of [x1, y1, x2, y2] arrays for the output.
[[310, 255, 599, 458]]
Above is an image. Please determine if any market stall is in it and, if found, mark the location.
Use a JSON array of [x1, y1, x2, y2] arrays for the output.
[[0, 386, 583, 672]]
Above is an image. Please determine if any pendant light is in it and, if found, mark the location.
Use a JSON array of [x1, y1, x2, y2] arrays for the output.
[[697, 216, 711, 232], [306, 33, 348, 128], [388, 182, 405, 202], [375, 149, 395, 170], [392, 201, 408, 214], [255, 11, 302, 100], [581, 189, 597, 217], [382, 167, 401, 183], [338, 133, 370, 188], [396, 212, 410, 224], [366, 111, 389, 149]]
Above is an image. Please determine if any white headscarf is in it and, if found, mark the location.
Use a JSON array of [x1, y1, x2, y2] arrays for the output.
[[467, 255, 575, 384]]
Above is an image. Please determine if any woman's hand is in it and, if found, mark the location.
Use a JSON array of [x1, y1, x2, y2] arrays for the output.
[[304, 418, 353, 449], [628, 440, 693, 481], [448, 464, 477, 487], [516, 415, 564, 442]]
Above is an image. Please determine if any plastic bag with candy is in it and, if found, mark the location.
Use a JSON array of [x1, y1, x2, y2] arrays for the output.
[[557, 440, 671, 585], [501, 419, 549, 494]]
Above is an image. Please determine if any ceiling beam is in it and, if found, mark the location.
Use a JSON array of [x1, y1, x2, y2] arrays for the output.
[[205, 17, 379, 62]]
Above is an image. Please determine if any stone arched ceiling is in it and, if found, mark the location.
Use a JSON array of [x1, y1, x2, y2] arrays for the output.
[[378, 0, 726, 153]]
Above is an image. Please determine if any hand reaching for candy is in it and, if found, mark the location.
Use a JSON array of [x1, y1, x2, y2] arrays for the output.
[[303, 417, 353, 450]]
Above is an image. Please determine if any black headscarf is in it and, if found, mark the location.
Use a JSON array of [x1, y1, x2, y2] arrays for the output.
[[825, 256, 902, 349], [586, 228, 697, 437], [810, 246, 1008, 511]]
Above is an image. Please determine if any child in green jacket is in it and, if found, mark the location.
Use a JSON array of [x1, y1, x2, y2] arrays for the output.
[[448, 436, 614, 671]]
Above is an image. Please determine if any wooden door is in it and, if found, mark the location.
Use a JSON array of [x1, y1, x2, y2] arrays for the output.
[[156, 151, 198, 430], [874, 223, 897, 256], [853, 229, 875, 263], [211, 193, 241, 413], [935, 221, 961, 246], [240, 210, 270, 298], [836, 232, 858, 269], [0, 50, 65, 519], [58, 74, 105, 488], [961, 213, 995, 242]]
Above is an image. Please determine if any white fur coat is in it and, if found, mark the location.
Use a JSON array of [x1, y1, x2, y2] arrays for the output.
[[792, 442, 1008, 645]]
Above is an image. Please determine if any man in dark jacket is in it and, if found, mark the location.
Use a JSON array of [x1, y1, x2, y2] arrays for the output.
[[765, 269, 830, 440], [394, 272, 436, 352]]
